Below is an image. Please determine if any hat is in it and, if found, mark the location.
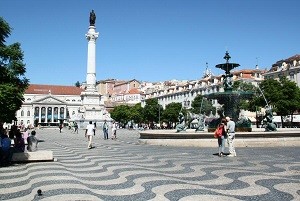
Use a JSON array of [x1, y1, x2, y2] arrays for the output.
[[225, 116, 231, 121]]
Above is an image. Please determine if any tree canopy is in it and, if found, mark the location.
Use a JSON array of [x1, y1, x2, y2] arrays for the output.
[[191, 95, 215, 116], [232, 80, 257, 111], [0, 17, 29, 123], [129, 103, 144, 124], [75, 81, 81, 87], [161, 102, 182, 124], [249, 77, 300, 125], [143, 98, 160, 123], [110, 104, 131, 126]]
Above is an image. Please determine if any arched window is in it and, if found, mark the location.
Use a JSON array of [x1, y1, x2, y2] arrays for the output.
[[27, 111, 30, 116], [21, 110, 24, 116]]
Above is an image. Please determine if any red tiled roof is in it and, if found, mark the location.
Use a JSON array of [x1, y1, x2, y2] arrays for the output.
[[128, 88, 140, 94], [241, 74, 252, 78], [26, 84, 84, 95]]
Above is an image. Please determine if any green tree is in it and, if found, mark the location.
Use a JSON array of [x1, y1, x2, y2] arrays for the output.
[[274, 77, 300, 125], [0, 17, 29, 123], [232, 80, 257, 111], [191, 95, 215, 116], [129, 103, 144, 124], [110, 105, 131, 126], [143, 98, 160, 123], [161, 102, 182, 125], [252, 78, 300, 127], [232, 80, 256, 92], [75, 81, 81, 87], [257, 79, 282, 107]]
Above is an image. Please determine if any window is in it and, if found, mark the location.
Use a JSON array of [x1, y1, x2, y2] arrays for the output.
[[34, 107, 39, 119], [41, 107, 46, 123], [27, 111, 30, 116], [47, 107, 52, 122], [21, 110, 24, 116], [60, 107, 64, 119]]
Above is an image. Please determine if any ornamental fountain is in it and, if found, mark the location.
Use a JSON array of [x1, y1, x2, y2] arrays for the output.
[[204, 51, 253, 131]]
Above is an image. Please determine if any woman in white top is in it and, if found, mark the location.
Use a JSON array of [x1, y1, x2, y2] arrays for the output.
[[111, 121, 117, 140]]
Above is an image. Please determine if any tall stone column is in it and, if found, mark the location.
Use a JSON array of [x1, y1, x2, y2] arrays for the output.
[[85, 26, 99, 91], [81, 10, 106, 124]]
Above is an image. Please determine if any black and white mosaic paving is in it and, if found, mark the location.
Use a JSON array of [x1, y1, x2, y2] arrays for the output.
[[1, 128, 299, 200]]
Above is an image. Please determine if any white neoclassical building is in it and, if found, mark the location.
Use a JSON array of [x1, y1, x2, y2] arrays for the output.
[[16, 84, 84, 127]]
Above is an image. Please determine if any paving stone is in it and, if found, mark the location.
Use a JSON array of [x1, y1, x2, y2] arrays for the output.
[[0, 128, 299, 200]]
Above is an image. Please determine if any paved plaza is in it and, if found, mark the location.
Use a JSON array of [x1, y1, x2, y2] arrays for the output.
[[1, 128, 300, 201]]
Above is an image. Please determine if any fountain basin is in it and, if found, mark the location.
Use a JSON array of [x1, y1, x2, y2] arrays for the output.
[[139, 128, 300, 147]]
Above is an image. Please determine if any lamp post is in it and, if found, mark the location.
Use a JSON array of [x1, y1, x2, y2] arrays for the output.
[[158, 105, 161, 128]]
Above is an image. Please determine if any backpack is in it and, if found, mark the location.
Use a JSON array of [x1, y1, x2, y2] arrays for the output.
[[214, 124, 224, 138]]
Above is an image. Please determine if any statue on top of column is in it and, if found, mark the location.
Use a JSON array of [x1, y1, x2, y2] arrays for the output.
[[89, 10, 96, 26]]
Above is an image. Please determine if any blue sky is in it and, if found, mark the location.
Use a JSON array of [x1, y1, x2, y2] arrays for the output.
[[1, 0, 299, 85]]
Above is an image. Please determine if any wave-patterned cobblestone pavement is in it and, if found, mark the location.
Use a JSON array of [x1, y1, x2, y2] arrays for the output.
[[1, 128, 299, 200]]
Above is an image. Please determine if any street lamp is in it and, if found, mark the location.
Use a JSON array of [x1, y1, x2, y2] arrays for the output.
[[158, 105, 161, 127]]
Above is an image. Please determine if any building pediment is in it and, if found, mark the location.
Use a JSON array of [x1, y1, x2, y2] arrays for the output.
[[33, 96, 66, 104]]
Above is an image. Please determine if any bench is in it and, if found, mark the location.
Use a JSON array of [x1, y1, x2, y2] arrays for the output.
[[12, 150, 54, 162]]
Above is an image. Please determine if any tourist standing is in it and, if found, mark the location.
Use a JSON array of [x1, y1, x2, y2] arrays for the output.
[[103, 120, 109, 140], [23, 128, 29, 143], [226, 116, 236, 157], [85, 121, 95, 149], [27, 130, 38, 152], [214, 118, 227, 157], [111, 121, 117, 140]]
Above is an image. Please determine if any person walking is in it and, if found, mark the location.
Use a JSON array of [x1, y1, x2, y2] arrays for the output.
[[93, 122, 97, 136], [103, 120, 109, 140], [226, 116, 236, 157], [74, 122, 78, 134], [214, 118, 227, 157], [85, 121, 95, 149], [59, 124, 63, 133], [111, 121, 117, 140]]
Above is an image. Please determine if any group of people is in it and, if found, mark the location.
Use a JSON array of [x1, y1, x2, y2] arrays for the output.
[[85, 120, 117, 149], [215, 116, 236, 157], [0, 125, 38, 166], [59, 122, 79, 134]]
